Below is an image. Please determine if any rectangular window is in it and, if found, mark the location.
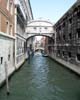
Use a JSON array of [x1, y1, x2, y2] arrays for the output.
[[63, 34, 65, 40], [33, 27, 37, 30], [0, 57, 3, 64], [69, 33, 72, 39], [58, 34, 61, 41], [10, 24, 13, 35], [77, 54, 80, 61], [58, 26, 61, 30], [68, 52, 71, 58], [62, 51, 65, 57], [77, 29, 80, 38], [58, 50, 60, 56], [6, 21, 9, 34], [62, 22, 65, 27], [77, 11, 80, 19], [44, 27, 47, 30], [8, 54, 10, 61], [69, 18, 72, 24]]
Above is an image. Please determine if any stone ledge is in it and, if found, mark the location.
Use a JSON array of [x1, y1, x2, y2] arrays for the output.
[[0, 32, 15, 40], [49, 54, 80, 75]]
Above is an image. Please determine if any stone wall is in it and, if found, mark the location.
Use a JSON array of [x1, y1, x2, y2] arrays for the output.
[[0, 33, 15, 85]]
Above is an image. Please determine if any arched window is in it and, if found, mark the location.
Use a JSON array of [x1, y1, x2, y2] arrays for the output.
[[77, 53, 80, 62]]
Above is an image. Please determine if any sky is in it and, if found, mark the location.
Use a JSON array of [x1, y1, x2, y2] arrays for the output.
[[30, 0, 77, 23]]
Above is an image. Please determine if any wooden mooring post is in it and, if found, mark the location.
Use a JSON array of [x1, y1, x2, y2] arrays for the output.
[[4, 61, 10, 95]]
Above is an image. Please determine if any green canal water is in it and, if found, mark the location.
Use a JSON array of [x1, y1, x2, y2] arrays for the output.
[[0, 53, 80, 100]]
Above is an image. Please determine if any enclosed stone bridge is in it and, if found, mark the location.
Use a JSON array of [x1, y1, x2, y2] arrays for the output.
[[34, 47, 44, 51], [25, 19, 56, 40]]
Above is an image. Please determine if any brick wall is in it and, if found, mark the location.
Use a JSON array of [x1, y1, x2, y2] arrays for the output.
[[0, 0, 15, 36]]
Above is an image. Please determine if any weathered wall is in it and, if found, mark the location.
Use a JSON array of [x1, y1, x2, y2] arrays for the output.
[[0, 33, 15, 85]]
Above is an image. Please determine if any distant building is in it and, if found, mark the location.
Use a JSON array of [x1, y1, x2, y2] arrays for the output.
[[44, 37, 55, 55], [41, 37, 46, 48]]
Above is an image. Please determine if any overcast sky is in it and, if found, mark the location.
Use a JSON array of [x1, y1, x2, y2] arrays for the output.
[[30, 0, 77, 23]]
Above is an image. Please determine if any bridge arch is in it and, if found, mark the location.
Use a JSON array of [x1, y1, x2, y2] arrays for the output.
[[26, 34, 55, 41], [25, 19, 55, 39]]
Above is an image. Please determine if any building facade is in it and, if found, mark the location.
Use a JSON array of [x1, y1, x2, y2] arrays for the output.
[[14, 0, 33, 68], [44, 35, 55, 55], [0, 0, 15, 84], [0, 0, 33, 85], [54, 1, 80, 66]]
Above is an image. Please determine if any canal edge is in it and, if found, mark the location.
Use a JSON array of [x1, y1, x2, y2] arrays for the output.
[[48, 55, 80, 76]]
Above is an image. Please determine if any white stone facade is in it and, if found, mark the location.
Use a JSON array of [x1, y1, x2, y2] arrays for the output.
[[0, 0, 33, 86], [0, 32, 15, 85], [26, 19, 54, 39], [15, 35, 26, 68], [14, 0, 33, 69]]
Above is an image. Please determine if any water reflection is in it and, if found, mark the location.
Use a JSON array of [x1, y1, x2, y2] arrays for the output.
[[0, 51, 80, 100]]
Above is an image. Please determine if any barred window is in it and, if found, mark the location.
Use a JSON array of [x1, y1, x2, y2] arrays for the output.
[[77, 54, 80, 61]]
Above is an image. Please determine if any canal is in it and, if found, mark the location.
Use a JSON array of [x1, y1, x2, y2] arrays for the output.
[[0, 52, 80, 100]]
